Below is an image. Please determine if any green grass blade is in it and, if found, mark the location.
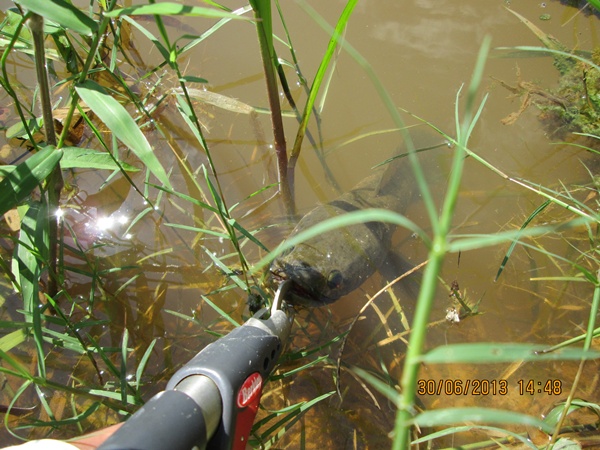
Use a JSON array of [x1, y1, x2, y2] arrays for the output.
[[200, 295, 240, 327], [152, 184, 218, 213], [164, 223, 229, 239], [253, 391, 335, 448], [296, 0, 438, 231], [86, 388, 137, 406], [16, 203, 47, 379], [30, 402, 101, 427], [496, 45, 600, 73], [252, 208, 427, 273], [120, 16, 170, 63], [174, 93, 208, 151], [202, 247, 248, 292], [270, 355, 329, 380], [0, 329, 27, 352], [0, 145, 62, 217], [352, 367, 399, 407], [495, 199, 551, 281], [177, 5, 253, 55], [0, 349, 33, 379], [134, 339, 157, 392], [393, 37, 492, 449], [60, 147, 139, 171], [120, 328, 129, 405], [15, 0, 97, 36], [419, 343, 600, 364], [75, 80, 172, 189], [226, 218, 269, 252], [103, 3, 249, 21], [448, 216, 591, 253], [412, 425, 537, 448], [412, 407, 554, 434], [450, 225, 599, 286], [290, 0, 358, 160]]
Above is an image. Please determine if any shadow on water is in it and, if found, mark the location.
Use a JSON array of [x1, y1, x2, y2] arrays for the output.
[[0, 0, 599, 447]]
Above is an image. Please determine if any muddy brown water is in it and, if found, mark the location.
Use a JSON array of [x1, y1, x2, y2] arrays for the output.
[[0, 0, 599, 447]]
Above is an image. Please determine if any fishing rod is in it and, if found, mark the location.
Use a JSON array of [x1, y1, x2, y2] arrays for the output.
[[98, 281, 294, 450]]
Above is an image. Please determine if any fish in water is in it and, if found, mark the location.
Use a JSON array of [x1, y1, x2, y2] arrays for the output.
[[270, 135, 444, 306]]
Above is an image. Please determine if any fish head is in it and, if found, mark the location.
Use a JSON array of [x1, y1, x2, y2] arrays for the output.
[[269, 248, 348, 306]]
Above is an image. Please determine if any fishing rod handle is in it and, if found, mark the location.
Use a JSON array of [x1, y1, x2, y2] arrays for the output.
[[98, 308, 292, 450], [166, 308, 293, 450], [97, 374, 221, 450]]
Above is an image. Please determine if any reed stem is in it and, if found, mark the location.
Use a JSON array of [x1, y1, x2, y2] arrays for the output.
[[30, 13, 63, 299], [249, 0, 294, 216]]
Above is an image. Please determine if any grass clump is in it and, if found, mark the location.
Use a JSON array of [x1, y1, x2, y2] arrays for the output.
[[499, 8, 600, 139], [0, 0, 357, 444]]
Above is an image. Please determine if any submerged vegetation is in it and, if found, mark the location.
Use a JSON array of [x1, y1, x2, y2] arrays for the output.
[[0, 0, 598, 448], [500, 8, 600, 139]]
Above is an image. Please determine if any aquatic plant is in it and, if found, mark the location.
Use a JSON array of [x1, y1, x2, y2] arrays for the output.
[[0, 0, 358, 445], [499, 8, 600, 139]]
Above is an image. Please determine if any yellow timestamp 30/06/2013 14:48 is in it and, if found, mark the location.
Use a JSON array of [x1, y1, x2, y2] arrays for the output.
[[416, 379, 563, 396]]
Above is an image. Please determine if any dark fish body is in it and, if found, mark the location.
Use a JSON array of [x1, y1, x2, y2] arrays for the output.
[[270, 141, 431, 306]]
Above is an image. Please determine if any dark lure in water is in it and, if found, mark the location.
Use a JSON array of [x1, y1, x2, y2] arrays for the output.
[[270, 135, 445, 306]]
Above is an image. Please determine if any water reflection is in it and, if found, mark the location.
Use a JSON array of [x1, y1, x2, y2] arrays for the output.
[[369, 1, 507, 60], [59, 207, 133, 243]]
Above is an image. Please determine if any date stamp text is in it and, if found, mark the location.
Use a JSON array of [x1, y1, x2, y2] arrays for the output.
[[416, 379, 562, 396]]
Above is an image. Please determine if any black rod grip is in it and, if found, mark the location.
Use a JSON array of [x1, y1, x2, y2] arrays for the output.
[[98, 390, 208, 450]]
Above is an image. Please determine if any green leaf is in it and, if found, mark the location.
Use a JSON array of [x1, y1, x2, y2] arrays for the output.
[[16, 202, 47, 378], [103, 3, 249, 20], [252, 208, 426, 273], [495, 199, 551, 281], [0, 166, 15, 177], [5, 116, 43, 139], [227, 218, 268, 252], [179, 76, 209, 84], [3, 9, 32, 43], [554, 439, 582, 450], [164, 223, 229, 239], [412, 407, 554, 434], [0, 349, 32, 379], [252, 391, 335, 446], [589, 0, 600, 12], [121, 16, 170, 63], [60, 147, 139, 171], [291, 0, 358, 157], [183, 88, 255, 114], [0, 146, 62, 217], [75, 80, 172, 189], [352, 367, 400, 406], [0, 329, 27, 352], [412, 425, 537, 448], [134, 339, 157, 391], [542, 402, 583, 427], [15, 0, 97, 36], [419, 343, 600, 364], [201, 294, 240, 327], [86, 389, 137, 405]]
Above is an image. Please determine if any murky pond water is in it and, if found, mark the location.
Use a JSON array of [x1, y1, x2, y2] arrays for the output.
[[1, 0, 599, 447]]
